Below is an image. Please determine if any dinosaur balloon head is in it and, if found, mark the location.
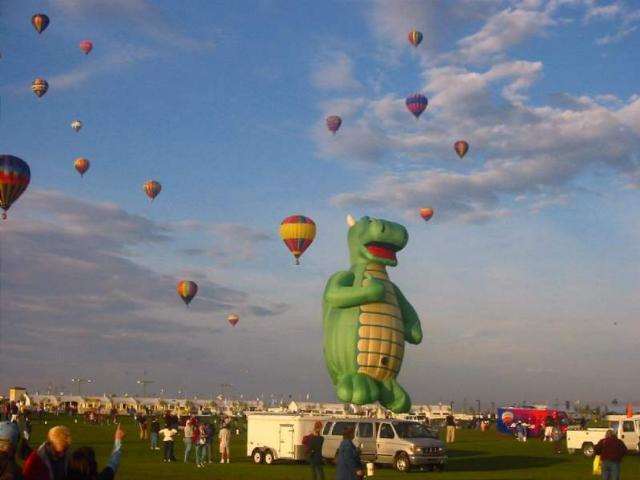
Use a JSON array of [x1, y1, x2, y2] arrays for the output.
[[346, 215, 408, 267]]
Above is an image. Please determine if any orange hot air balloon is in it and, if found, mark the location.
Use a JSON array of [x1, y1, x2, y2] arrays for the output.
[[79, 40, 93, 55], [279, 215, 316, 264], [420, 207, 434, 222], [74, 157, 90, 177], [31, 13, 49, 34], [454, 140, 469, 158], [31, 78, 48, 98], [177, 280, 198, 306], [227, 313, 239, 327], [143, 180, 161, 201]]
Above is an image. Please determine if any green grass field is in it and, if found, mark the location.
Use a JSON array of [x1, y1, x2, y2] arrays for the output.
[[22, 416, 640, 480]]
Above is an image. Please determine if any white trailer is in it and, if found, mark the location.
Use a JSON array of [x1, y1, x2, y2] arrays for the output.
[[246, 413, 329, 464]]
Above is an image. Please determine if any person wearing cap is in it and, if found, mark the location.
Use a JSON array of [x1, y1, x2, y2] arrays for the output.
[[336, 427, 362, 480], [23, 426, 72, 480], [0, 421, 21, 480], [307, 421, 325, 480]]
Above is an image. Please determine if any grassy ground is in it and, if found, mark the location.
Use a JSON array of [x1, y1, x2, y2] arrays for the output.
[[22, 416, 640, 480]]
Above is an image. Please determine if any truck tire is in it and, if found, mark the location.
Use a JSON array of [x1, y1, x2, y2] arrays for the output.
[[264, 450, 275, 465], [394, 452, 411, 472], [252, 449, 263, 464], [582, 443, 595, 458]]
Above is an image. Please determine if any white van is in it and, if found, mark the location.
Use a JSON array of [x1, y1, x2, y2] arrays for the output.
[[321, 418, 446, 472]]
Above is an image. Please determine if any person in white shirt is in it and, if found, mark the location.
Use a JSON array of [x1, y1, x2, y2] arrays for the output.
[[158, 424, 178, 462], [218, 422, 231, 464]]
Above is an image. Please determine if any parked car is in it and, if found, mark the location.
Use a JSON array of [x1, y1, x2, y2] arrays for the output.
[[567, 416, 639, 457]]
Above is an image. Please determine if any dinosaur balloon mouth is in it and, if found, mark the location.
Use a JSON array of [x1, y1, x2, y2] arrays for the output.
[[365, 242, 400, 261]]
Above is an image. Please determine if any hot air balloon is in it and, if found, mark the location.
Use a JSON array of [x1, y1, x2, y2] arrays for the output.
[[406, 93, 428, 119], [31, 78, 48, 98], [454, 140, 469, 158], [31, 13, 49, 34], [79, 40, 93, 55], [227, 313, 239, 327], [71, 120, 83, 132], [279, 215, 316, 264], [74, 158, 90, 177], [143, 180, 161, 201], [0, 155, 30, 220], [177, 280, 198, 306], [408, 29, 423, 47], [326, 115, 342, 134], [420, 207, 434, 222]]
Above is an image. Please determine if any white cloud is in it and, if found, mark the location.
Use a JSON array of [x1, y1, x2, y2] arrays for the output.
[[596, 24, 638, 44], [311, 52, 362, 91]]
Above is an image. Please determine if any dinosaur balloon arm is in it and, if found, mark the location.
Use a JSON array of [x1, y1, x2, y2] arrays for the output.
[[394, 285, 423, 344], [324, 271, 386, 308]]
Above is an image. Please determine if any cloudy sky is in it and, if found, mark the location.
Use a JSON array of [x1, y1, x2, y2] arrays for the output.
[[1, 0, 639, 406]]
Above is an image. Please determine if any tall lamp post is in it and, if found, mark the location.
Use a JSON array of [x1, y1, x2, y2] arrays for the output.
[[70, 378, 93, 396], [136, 376, 154, 397]]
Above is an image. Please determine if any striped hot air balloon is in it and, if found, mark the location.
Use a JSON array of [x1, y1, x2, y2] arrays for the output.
[[420, 207, 434, 222], [454, 140, 469, 158], [0, 155, 31, 220], [143, 180, 161, 201], [279, 215, 316, 265], [326, 115, 342, 134], [405, 93, 428, 119], [74, 158, 90, 177], [31, 13, 49, 34], [79, 40, 93, 55], [32, 78, 48, 98], [408, 29, 423, 47], [227, 313, 239, 327], [177, 280, 198, 306]]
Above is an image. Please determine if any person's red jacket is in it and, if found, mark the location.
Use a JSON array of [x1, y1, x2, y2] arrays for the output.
[[22, 443, 69, 480], [594, 436, 627, 462]]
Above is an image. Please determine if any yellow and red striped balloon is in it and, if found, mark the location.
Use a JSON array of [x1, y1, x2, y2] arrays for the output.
[[177, 280, 198, 306], [279, 215, 316, 264]]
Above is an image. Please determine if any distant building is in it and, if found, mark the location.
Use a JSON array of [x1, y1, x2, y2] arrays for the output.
[[9, 387, 27, 403]]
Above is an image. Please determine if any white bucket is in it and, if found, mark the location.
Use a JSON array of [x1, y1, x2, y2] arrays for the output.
[[366, 462, 375, 476]]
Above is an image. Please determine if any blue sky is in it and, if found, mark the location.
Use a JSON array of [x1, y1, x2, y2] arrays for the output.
[[1, 0, 639, 405]]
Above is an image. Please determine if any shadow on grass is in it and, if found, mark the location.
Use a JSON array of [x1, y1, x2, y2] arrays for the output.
[[446, 449, 488, 458], [446, 455, 567, 472]]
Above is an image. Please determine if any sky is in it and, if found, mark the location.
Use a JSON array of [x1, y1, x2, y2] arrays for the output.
[[1, 0, 639, 407]]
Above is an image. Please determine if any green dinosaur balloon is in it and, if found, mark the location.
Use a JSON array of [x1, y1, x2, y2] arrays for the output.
[[323, 215, 423, 413]]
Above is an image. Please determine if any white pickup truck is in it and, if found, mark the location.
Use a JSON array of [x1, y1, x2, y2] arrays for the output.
[[566, 417, 639, 457]]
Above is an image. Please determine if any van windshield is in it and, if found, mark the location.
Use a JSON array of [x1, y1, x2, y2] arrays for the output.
[[393, 422, 437, 439]]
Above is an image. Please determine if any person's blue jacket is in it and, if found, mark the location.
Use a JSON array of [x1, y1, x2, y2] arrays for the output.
[[336, 439, 362, 480]]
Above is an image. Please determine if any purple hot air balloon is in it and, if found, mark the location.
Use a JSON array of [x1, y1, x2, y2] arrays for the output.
[[326, 115, 342, 134], [405, 93, 428, 119]]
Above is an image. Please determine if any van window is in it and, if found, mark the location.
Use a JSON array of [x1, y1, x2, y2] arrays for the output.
[[379, 423, 395, 439], [323, 422, 333, 435], [357, 423, 374, 438], [622, 421, 635, 433], [332, 422, 356, 436]]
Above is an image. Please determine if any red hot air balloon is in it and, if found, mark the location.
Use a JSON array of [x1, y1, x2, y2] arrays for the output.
[[326, 115, 342, 134], [406, 93, 428, 119], [31, 78, 48, 98], [74, 158, 90, 177], [0, 155, 31, 220], [143, 180, 161, 201], [177, 280, 198, 306], [79, 40, 93, 55], [408, 29, 423, 47], [227, 313, 239, 327], [454, 140, 469, 158], [420, 207, 434, 222], [31, 13, 50, 34]]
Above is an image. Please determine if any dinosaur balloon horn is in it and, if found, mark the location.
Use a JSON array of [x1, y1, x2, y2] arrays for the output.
[[346, 214, 356, 227]]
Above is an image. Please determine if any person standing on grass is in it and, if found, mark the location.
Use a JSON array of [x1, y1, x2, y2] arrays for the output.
[[551, 421, 563, 454], [218, 421, 231, 464], [182, 418, 195, 463], [158, 423, 177, 462], [594, 429, 627, 480], [149, 417, 160, 451], [306, 421, 325, 480], [336, 427, 362, 480], [544, 416, 554, 442], [445, 414, 456, 443], [195, 424, 207, 468], [204, 422, 214, 464]]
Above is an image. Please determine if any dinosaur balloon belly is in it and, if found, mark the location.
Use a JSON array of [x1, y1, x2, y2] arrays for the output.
[[357, 264, 405, 381]]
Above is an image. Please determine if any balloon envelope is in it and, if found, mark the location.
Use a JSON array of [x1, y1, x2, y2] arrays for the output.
[[420, 207, 434, 222], [31, 13, 49, 34], [143, 180, 161, 200], [279, 215, 316, 264], [408, 29, 423, 47], [79, 40, 93, 55], [0, 155, 31, 219], [454, 140, 469, 158], [177, 280, 198, 306], [326, 115, 342, 134], [227, 313, 239, 327], [32, 78, 48, 98], [74, 158, 90, 177], [406, 94, 428, 118], [71, 120, 83, 132]]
